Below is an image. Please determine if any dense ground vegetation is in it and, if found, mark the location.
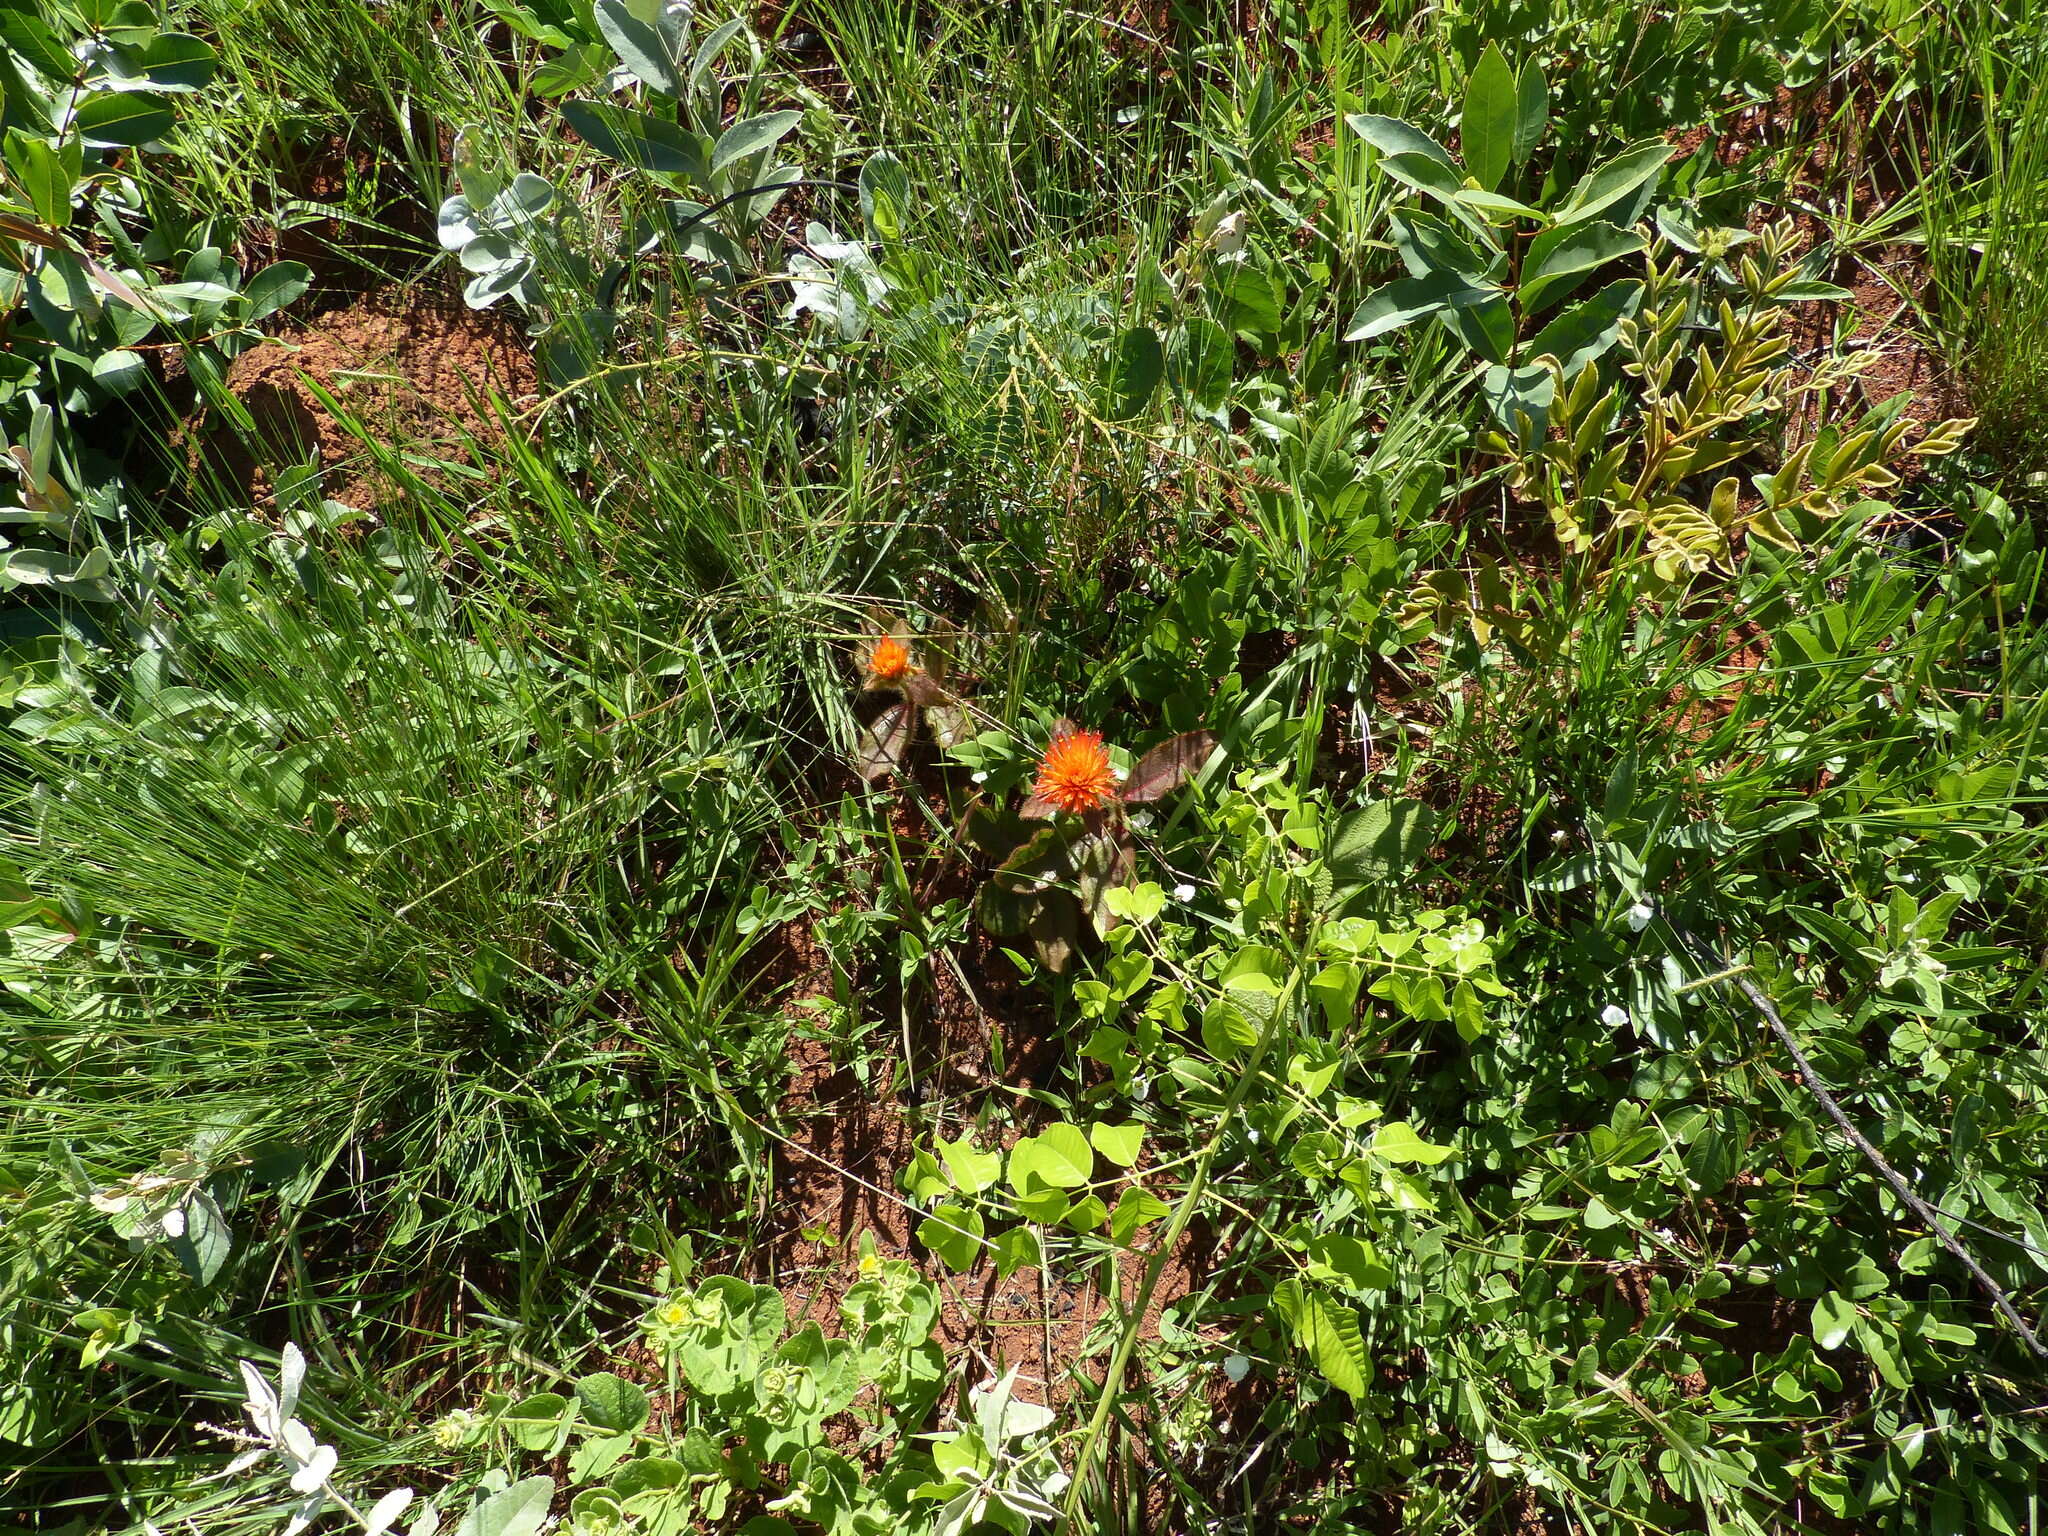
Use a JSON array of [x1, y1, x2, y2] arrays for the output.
[[3, 0, 2046, 1532]]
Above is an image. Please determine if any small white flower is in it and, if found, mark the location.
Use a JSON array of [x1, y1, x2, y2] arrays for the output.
[[970, 770, 987, 783], [1172, 883, 1197, 902], [1600, 1004, 1629, 1028], [1626, 901, 1654, 932]]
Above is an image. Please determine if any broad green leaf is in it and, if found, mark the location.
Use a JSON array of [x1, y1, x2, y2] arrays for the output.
[[534, 42, 608, 97], [1306, 1233, 1393, 1290], [1325, 799, 1440, 887], [457, 1476, 555, 1536], [1199, 996, 1259, 1060], [1345, 114, 1456, 169], [1167, 316, 1231, 412], [1088, 1121, 1145, 1167], [1517, 220, 1645, 314], [1369, 1121, 1453, 1165], [1811, 1291, 1856, 1350], [937, 1135, 1001, 1195], [0, 11, 73, 80], [1522, 278, 1641, 375], [1437, 289, 1515, 362], [595, 0, 681, 95], [575, 1372, 649, 1433], [1460, 42, 1517, 191], [1028, 1122, 1094, 1187], [561, 101, 704, 177], [1388, 209, 1500, 282], [134, 32, 218, 91], [5, 129, 76, 228], [1062, 1194, 1108, 1232], [73, 92, 175, 148], [1512, 59, 1548, 164], [992, 1226, 1041, 1279], [1373, 149, 1470, 205], [1555, 142, 1669, 229], [1274, 1280, 1371, 1397], [1109, 1186, 1170, 1245], [859, 149, 911, 240], [1343, 272, 1492, 342], [171, 1187, 231, 1286], [502, 1392, 571, 1451], [710, 110, 803, 176], [918, 1203, 984, 1271], [1100, 324, 1163, 420], [243, 261, 313, 322]]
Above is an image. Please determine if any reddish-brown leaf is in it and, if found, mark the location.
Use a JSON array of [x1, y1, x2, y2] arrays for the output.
[[852, 700, 915, 781], [1120, 729, 1217, 804]]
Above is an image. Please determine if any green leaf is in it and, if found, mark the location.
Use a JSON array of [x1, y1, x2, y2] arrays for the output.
[[1512, 59, 1548, 164], [1324, 799, 1440, 889], [0, 11, 74, 80], [1014, 1122, 1093, 1188], [503, 1392, 571, 1451], [1100, 324, 1163, 420], [1460, 42, 1517, 191], [1372, 149, 1471, 206], [561, 101, 704, 177], [171, 1188, 231, 1286], [1273, 1280, 1371, 1397], [243, 261, 312, 322], [610, 1457, 685, 1500], [1344, 272, 1492, 342], [72, 92, 175, 148], [1168, 316, 1231, 412], [1369, 1121, 1453, 1165], [918, 1203, 984, 1271], [1200, 995, 1260, 1061], [534, 42, 608, 97], [134, 32, 218, 91], [458, 1476, 556, 1536], [1062, 1194, 1108, 1232], [5, 129, 76, 228], [595, 0, 681, 95], [1522, 278, 1641, 374], [1109, 1186, 1170, 1246], [1345, 114, 1456, 169], [1089, 1121, 1145, 1167], [1517, 220, 1645, 314], [1555, 142, 1669, 229], [710, 110, 803, 176], [1810, 1291, 1856, 1351], [575, 1372, 649, 1434], [992, 1226, 1041, 1279], [1306, 1233, 1393, 1290], [568, 1432, 633, 1483], [937, 1135, 1002, 1195]]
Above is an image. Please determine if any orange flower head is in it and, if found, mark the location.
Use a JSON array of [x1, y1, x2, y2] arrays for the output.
[[1033, 727, 1117, 815], [867, 634, 912, 684]]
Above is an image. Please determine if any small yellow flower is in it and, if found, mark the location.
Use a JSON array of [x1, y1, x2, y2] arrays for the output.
[[659, 1300, 688, 1327]]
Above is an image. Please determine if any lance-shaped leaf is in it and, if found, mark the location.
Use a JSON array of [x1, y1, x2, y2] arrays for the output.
[[1121, 729, 1216, 804], [561, 101, 704, 178], [1345, 271, 1496, 342]]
